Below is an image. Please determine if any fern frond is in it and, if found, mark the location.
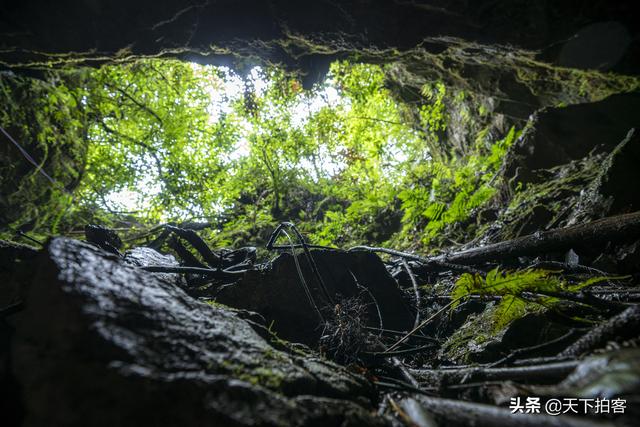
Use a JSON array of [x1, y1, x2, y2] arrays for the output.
[[492, 295, 528, 332], [451, 268, 619, 332]]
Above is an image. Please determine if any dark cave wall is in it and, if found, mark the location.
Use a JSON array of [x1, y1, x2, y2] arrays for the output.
[[2, 1, 638, 124], [2, 1, 639, 74]]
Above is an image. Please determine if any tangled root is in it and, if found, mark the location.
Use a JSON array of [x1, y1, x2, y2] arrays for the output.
[[319, 294, 375, 364]]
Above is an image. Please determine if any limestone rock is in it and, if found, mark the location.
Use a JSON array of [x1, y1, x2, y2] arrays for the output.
[[214, 249, 414, 345], [12, 238, 384, 427]]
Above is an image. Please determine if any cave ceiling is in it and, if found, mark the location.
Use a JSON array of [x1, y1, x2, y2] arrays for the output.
[[1, 1, 639, 116]]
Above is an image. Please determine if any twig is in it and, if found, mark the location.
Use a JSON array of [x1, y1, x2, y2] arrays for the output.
[[365, 326, 436, 342], [410, 394, 613, 427], [511, 355, 575, 366], [402, 259, 421, 328], [527, 260, 609, 276], [366, 343, 436, 357], [267, 242, 338, 250], [168, 236, 207, 269], [559, 305, 640, 357], [18, 231, 44, 246], [267, 222, 334, 305], [397, 397, 438, 427], [1, 124, 56, 185], [392, 356, 421, 388], [373, 380, 434, 396], [122, 223, 168, 242], [166, 225, 221, 267], [430, 211, 640, 265], [410, 360, 579, 384], [530, 290, 623, 310], [281, 229, 325, 323], [350, 270, 383, 330], [488, 329, 580, 367], [105, 83, 164, 124], [349, 245, 482, 274], [140, 265, 245, 276], [384, 297, 462, 353], [388, 397, 419, 427]]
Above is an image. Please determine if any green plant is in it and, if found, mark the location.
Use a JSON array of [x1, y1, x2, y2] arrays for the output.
[[2, 57, 523, 252], [396, 126, 520, 249], [451, 268, 614, 332]]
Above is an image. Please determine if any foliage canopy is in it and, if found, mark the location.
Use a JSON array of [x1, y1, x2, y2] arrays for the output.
[[1, 59, 518, 251]]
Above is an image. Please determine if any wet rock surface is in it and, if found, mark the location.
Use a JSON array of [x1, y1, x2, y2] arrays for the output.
[[122, 246, 185, 286], [3, 225, 640, 426], [214, 249, 414, 345], [504, 94, 640, 186], [478, 94, 640, 246], [11, 238, 383, 427]]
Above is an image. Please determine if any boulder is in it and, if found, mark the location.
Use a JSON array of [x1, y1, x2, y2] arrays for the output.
[[213, 249, 414, 345], [12, 238, 384, 427], [504, 93, 640, 186]]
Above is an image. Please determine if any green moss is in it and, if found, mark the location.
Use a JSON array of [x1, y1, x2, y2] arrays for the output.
[[220, 359, 286, 390], [494, 153, 605, 241], [204, 299, 232, 309], [514, 58, 640, 106], [246, 367, 286, 389], [440, 307, 503, 363], [0, 70, 89, 238]]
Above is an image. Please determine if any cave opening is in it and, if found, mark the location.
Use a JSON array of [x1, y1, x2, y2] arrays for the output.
[[0, 56, 524, 253]]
